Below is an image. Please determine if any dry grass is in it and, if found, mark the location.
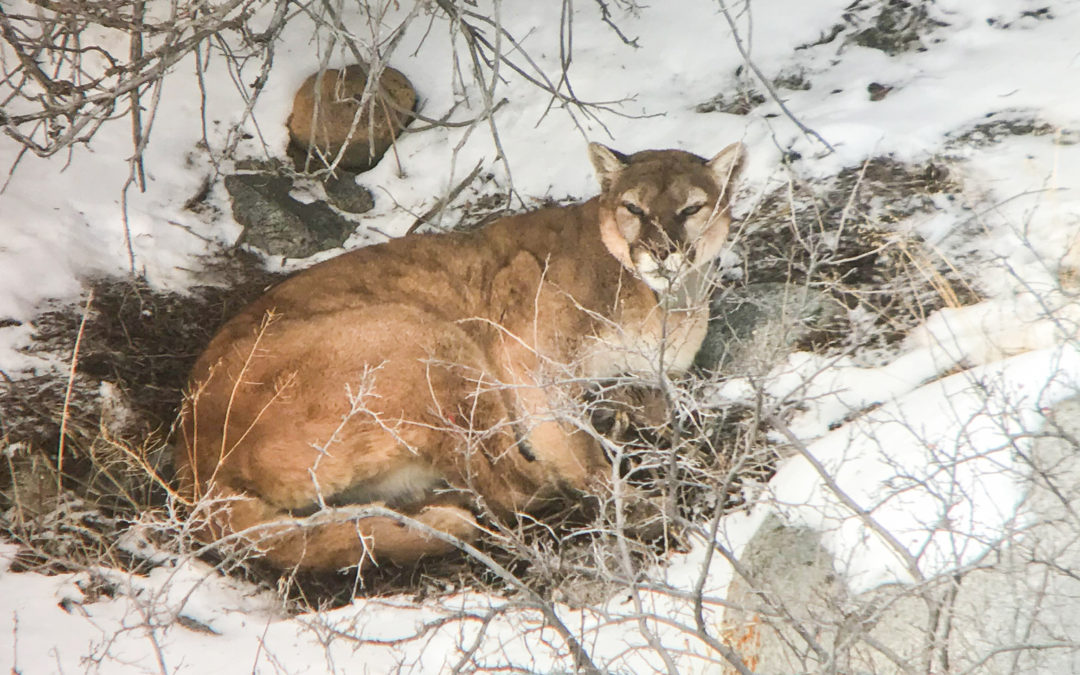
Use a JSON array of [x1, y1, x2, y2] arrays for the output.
[[0, 251, 281, 573]]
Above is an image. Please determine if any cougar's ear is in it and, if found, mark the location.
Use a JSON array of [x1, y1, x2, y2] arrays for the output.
[[588, 143, 630, 191], [706, 142, 746, 189]]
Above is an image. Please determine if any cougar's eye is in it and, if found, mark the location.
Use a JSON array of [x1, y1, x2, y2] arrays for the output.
[[679, 203, 704, 218], [622, 201, 645, 217]]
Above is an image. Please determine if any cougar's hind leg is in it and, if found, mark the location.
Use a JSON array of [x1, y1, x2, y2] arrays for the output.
[[181, 305, 534, 570], [204, 486, 479, 571]]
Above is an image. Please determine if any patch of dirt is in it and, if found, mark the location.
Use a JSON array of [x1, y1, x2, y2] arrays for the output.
[[796, 23, 846, 50], [947, 112, 1080, 148], [3, 252, 281, 453], [696, 88, 766, 116], [735, 156, 977, 358], [441, 175, 577, 235], [452, 179, 515, 232], [697, 66, 770, 116], [1, 251, 283, 571], [792, 1, 947, 56], [986, 7, 1053, 30], [774, 69, 812, 91], [844, 0, 948, 55]]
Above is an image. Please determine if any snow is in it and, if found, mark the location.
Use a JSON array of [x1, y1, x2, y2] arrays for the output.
[[4, 0, 1080, 671], [764, 343, 1080, 591]]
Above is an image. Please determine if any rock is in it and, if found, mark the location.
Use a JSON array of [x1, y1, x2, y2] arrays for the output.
[[224, 173, 355, 258], [719, 513, 924, 674], [324, 172, 375, 213], [867, 81, 894, 101], [695, 282, 838, 375], [287, 64, 416, 173], [849, 0, 946, 55], [719, 514, 850, 673]]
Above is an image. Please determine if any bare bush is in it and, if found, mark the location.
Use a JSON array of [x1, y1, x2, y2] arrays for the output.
[[4, 2, 1080, 674], [5, 147, 1080, 673]]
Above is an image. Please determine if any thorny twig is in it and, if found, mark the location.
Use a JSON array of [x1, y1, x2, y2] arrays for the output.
[[407, 158, 485, 233], [717, 0, 835, 153], [766, 411, 926, 584]]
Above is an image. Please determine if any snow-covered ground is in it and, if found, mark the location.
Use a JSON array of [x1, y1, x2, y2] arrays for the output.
[[4, 0, 1080, 672]]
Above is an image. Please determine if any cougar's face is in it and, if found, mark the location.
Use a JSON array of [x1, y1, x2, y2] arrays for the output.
[[590, 143, 745, 293]]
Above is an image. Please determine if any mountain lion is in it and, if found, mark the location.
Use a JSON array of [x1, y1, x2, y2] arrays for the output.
[[175, 141, 746, 571]]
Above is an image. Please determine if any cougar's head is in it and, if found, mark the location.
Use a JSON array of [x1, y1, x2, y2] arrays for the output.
[[589, 142, 745, 292]]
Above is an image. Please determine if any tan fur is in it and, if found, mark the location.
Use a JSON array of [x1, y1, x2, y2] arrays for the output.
[[175, 142, 746, 571]]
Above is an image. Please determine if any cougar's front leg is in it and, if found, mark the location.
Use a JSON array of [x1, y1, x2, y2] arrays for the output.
[[486, 250, 609, 496], [502, 369, 608, 496]]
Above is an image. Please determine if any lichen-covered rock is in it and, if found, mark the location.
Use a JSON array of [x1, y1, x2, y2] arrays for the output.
[[224, 173, 355, 258], [287, 64, 416, 172], [324, 172, 376, 213], [696, 282, 838, 376]]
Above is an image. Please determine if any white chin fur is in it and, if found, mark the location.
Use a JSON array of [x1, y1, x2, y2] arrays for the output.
[[635, 251, 687, 293]]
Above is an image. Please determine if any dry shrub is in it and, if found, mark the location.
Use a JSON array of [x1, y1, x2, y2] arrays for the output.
[[0, 156, 977, 615], [734, 156, 977, 359], [0, 251, 281, 574]]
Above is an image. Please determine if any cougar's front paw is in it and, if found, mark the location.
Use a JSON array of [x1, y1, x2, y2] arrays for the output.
[[588, 383, 670, 444]]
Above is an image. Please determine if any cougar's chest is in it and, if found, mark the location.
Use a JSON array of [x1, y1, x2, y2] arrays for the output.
[[583, 304, 709, 377], [579, 269, 712, 378]]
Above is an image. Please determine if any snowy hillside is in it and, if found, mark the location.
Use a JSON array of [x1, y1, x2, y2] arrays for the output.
[[3, 0, 1080, 672]]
